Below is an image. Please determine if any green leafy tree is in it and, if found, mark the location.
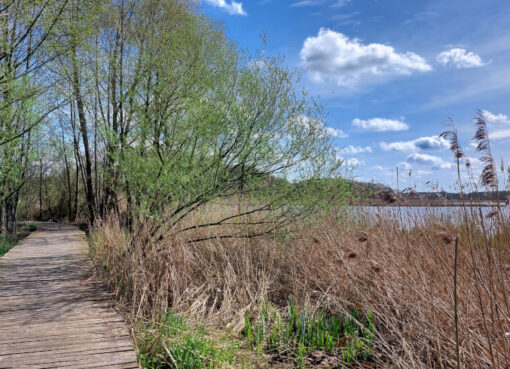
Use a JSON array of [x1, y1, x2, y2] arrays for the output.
[[10, 0, 346, 242], [109, 1, 342, 241], [0, 0, 69, 233]]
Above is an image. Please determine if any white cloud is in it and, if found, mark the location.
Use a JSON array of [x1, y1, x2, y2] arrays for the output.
[[336, 152, 364, 168], [204, 0, 246, 15], [489, 129, 510, 140], [343, 157, 365, 167], [436, 48, 485, 69], [381, 141, 415, 152], [353, 117, 409, 132], [464, 156, 483, 169], [326, 127, 348, 138], [406, 153, 452, 169], [300, 28, 431, 86], [340, 145, 372, 154], [481, 110, 510, 124], [380, 135, 448, 152]]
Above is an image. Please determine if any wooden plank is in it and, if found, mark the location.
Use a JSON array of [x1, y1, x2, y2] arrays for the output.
[[1, 350, 137, 368], [0, 222, 139, 368], [0, 336, 133, 355], [0, 310, 120, 324], [0, 331, 133, 347], [0, 341, 134, 362]]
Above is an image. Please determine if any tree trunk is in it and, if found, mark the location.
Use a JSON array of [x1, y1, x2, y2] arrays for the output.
[[71, 45, 96, 225], [2, 197, 16, 235], [39, 156, 43, 220], [60, 121, 72, 220]]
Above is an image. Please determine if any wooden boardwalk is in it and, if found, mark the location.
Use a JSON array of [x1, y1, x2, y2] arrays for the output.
[[0, 223, 139, 369]]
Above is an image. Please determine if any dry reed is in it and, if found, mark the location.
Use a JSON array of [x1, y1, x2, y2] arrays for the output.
[[89, 204, 510, 368]]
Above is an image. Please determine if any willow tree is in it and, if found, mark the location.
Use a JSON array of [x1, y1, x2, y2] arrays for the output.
[[9, 0, 344, 239], [111, 0, 342, 242]]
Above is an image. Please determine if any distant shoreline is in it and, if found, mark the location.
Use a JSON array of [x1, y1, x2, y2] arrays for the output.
[[354, 201, 506, 207]]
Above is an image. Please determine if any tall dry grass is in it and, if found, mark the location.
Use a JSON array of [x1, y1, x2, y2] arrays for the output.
[[89, 204, 510, 368]]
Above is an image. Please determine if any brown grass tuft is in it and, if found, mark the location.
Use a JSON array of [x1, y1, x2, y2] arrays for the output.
[[357, 231, 369, 242]]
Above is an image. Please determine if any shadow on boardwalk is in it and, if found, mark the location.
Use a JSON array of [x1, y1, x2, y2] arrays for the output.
[[0, 223, 139, 369]]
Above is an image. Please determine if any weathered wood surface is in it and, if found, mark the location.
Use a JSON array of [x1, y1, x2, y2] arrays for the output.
[[0, 223, 139, 369]]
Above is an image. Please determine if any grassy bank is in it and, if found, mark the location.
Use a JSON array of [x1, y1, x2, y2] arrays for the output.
[[88, 206, 509, 368], [0, 223, 36, 257], [0, 235, 19, 257]]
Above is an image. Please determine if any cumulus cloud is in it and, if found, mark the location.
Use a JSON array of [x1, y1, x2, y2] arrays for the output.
[[340, 145, 372, 154], [204, 0, 246, 15], [342, 157, 365, 167], [326, 127, 348, 138], [336, 152, 364, 167], [380, 135, 448, 152], [406, 153, 452, 169], [300, 28, 431, 86], [352, 118, 409, 132], [481, 110, 510, 124], [436, 48, 485, 68]]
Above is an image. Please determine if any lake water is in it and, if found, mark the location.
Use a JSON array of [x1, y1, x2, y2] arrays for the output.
[[349, 205, 510, 227]]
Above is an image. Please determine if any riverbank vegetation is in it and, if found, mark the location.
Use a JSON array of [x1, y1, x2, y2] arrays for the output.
[[1, 0, 509, 367], [0, 234, 18, 257], [0, 222, 36, 256], [88, 200, 509, 368]]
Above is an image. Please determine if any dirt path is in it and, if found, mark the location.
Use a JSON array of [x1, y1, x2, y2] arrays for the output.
[[0, 223, 139, 368]]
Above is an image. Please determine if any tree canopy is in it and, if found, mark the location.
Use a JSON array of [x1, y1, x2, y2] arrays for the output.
[[0, 0, 344, 240]]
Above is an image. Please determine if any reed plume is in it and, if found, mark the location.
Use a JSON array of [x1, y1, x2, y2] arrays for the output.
[[441, 119, 465, 198], [473, 110, 498, 191], [440, 118, 464, 160]]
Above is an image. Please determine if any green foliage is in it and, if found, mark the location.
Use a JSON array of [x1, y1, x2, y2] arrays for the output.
[[24, 223, 37, 232], [4, 0, 347, 236], [85, 0, 345, 238], [0, 0, 64, 232], [0, 75, 40, 233], [243, 300, 376, 366], [0, 235, 20, 257], [138, 312, 241, 369]]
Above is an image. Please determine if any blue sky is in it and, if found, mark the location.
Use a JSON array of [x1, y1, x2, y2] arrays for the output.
[[201, 0, 510, 192]]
